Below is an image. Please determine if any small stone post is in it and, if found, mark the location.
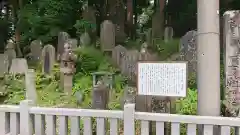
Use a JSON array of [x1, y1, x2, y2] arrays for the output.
[[60, 43, 77, 94], [92, 80, 109, 110], [91, 80, 109, 134], [25, 69, 37, 104]]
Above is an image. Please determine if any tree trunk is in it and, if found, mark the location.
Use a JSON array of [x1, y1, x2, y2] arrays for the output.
[[152, 0, 165, 39], [127, 0, 134, 39], [12, 0, 22, 57]]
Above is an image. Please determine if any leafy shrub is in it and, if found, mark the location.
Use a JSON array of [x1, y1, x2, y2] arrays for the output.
[[176, 88, 197, 115], [74, 47, 106, 74], [155, 39, 180, 60]]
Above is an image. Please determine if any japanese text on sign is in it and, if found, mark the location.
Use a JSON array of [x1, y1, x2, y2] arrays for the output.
[[137, 62, 187, 97]]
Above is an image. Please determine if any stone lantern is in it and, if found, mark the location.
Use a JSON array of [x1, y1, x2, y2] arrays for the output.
[[60, 42, 77, 94], [4, 41, 16, 68], [91, 71, 114, 89]]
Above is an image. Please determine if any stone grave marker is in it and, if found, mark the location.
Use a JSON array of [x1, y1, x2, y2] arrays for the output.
[[164, 27, 174, 43], [100, 20, 115, 52], [0, 54, 8, 77], [30, 40, 42, 61], [179, 30, 197, 73], [80, 32, 91, 46], [121, 50, 139, 82], [115, 10, 126, 44], [9, 58, 28, 74], [112, 45, 127, 66], [224, 11, 240, 116], [135, 95, 152, 112], [92, 81, 109, 109], [146, 28, 153, 47], [57, 32, 70, 60], [4, 42, 16, 68], [108, 0, 126, 44], [42, 44, 55, 74], [82, 6, 97, 32], [152, 11, 164, 38]]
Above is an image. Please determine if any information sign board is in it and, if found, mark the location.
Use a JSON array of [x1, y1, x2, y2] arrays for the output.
[[137, 62, 187, 97]]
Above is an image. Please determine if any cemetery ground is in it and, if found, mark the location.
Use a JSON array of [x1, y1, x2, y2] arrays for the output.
[[0, 39, 196, 122], [0, 37, 224, 134], [0, 39, 183, 108]]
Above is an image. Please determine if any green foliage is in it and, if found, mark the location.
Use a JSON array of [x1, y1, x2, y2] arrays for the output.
[[72, 47, 125, 109], [176, 88, 197, 115], [74, 19, 96, 36], [17, 0, 84, 44], [155, 38, 180, 60], [74, 47, 108, 74], [2, 72, 60, 105]]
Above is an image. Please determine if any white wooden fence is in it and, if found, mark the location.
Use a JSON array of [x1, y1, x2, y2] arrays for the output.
[[0, 100, 240, 135]]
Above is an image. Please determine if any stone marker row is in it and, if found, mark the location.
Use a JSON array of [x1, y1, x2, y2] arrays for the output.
[[112, 44, 158, 83]]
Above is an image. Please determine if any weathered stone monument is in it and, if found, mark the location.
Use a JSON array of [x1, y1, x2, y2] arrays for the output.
[[30, 40, 42, 61], [223, 11, 240, 116], [146, 28, 153, 47], [135, 95, 152, 112], [9, 58, 28, 74], [164, 27, 174, 43], [0, 54, 8, 77], [100, 20, 115, 52], [92, 80, 109, 109], [179, 30, 197, 73], [25, 69, 37, 103], [112, 45, 127, 66], [57, 32, 70, 60], [42, 44, 55, 74], [122, 50, 139, 82], [108, 0, 126, 44], [80, 32, 91, 46], [82, 6, 97, 33], [4, 41, 16, 68], [152, 11, 164, 39], [60, 43, 77, 94]]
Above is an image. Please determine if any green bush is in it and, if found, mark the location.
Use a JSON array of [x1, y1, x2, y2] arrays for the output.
[[155, 39, 180, 60], [176, 88, 197, 115], [74, 47, 106, 74]]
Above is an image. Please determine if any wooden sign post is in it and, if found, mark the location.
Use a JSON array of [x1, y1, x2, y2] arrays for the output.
[[137, 61, 188, 134]]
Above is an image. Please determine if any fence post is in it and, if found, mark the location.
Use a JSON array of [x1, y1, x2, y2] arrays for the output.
[[20, 100, 34, 135], [0, 111, 10, 135], [124, 103, 135, 135]]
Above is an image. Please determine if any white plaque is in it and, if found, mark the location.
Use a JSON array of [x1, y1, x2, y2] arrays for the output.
[[137, 62, 187, 97]]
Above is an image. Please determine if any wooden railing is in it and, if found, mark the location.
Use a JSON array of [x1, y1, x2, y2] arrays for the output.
[[0, 100, 240, 135]]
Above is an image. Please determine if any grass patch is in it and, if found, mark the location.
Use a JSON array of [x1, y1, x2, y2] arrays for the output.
[[1, 47, 125, 109]]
